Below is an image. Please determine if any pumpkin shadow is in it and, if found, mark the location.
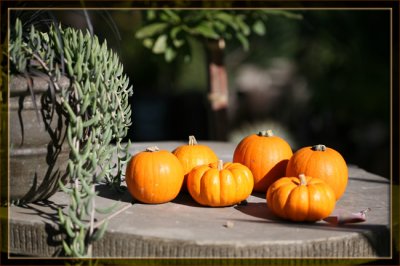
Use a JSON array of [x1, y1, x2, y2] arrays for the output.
[[172, 193, 216, 208], [95, 183, 133, 203], [251, 191, 266, 199], [172, 193, 256, 209], [234, 202, 282, 222]]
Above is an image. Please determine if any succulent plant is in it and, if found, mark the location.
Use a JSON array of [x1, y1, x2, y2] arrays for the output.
[[9, 18, 133, 257]]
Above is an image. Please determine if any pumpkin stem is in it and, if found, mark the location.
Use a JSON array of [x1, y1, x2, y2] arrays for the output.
[[188, 135, 198, 145], [299, 174, 307, 186], [146, 146, 160, 152], [312, 144, 326, 151], [217, 160, 224, 171], [258, 130, 274, 137]]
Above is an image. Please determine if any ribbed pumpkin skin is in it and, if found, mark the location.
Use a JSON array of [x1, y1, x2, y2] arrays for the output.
[[233, 131, 293, 193], [172, 136, 218, 190], [285, 145, 348, 200], [266, 175, 336, 222], [187, 161, 254, 207], [125, 148, 184, 204]]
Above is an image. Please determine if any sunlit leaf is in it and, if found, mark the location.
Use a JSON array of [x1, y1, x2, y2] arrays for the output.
[[173, 38, 185, 48], [142, 38, 154, 49], [163, 10, 181, 23], [214, 12, 238, 30], [170, 26, 182, 39], [135, 23, 169, 39], [192, 22, 219, 39], [260, 10, 303, 20], [165, 47, 177, 62], [252, 20, 266, 36], [236, 16, 250, 36], [152, 34, 168, 54]]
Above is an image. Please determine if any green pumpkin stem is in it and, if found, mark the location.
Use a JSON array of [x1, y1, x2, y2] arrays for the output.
[[299, 174, 307, 186], [217, 160, 224, 171], [188, 135, 198, 145], [312, 144, 327, 151], [146, 146, 160, 152], [259, 130, 274, 137]]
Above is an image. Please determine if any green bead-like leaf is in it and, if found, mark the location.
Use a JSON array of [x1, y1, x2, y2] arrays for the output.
[[10, 18, 134, 258], [90, 220, 109, 242], [62, 240, 73, 256], [95, 202, 118, 214]]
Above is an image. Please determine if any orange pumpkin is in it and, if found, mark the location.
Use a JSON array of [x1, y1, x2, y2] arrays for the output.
[[266, 174, 336, 222], [187, 160, 254, 207], [172, 135, 218, 190], [285, 144, 348, 200], [233, 130, 293, 192], [125, 146, 184, 204]]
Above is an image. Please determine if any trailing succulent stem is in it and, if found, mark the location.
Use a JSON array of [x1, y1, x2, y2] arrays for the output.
[[10, 19, 133, 257]]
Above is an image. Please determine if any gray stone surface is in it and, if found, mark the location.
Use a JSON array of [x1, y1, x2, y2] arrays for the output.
[[8, 74, 70, 203], [6, 141, 391, 258]]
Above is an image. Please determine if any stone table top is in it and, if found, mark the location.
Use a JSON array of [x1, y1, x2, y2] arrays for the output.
[[6, 141, 391, 259]]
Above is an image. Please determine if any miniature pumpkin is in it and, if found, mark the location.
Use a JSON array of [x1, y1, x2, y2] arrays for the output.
[[172, 135, 218, 191], [187, 160, 254, 207], [125, 146, 184, 204], [285, 144, 348, 200], [233, 130, 293, 192], [266, 174, 336, 222]]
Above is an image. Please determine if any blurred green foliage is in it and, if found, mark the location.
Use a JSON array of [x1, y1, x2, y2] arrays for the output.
[[135, 10, 302, 62]]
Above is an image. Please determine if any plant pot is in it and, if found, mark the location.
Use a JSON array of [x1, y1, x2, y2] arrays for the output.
[[6, 74, 71, 204]]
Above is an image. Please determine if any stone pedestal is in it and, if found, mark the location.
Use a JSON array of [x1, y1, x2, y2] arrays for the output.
[[6, 141, 391, 258]]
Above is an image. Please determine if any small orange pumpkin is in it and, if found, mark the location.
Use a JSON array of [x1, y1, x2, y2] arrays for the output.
[[233, 130, 293, 192], [266, 174, 336, 222], [285, 144, 348, 200], [172, 135, 218, 190], [187, 160, 254, 207], [125, 146, 184, 204]]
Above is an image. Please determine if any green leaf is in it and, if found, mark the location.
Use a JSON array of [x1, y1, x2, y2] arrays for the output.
[[163, 10, 181, 23], [91, 220, 109, 242], [95, 201, 118, 214], [135, 23, 169, 39], [214, 12, 238, 30], [146, 10, 156, 20], [173, 38, 185, 48], [192, 22, 219, 39], [260, 10, 303, 20], [152, 34, 168, 54], [170, 26, 182, 39], [213, 20, 227, 32], [236, 16, 250, 36], [62, 240, 73, 256], [165, 47, 177, 62], [170, 26, 186, 48], [252, 20, 266, 36], [236, 32, 249, 51], [142, 38, 154, 49]]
